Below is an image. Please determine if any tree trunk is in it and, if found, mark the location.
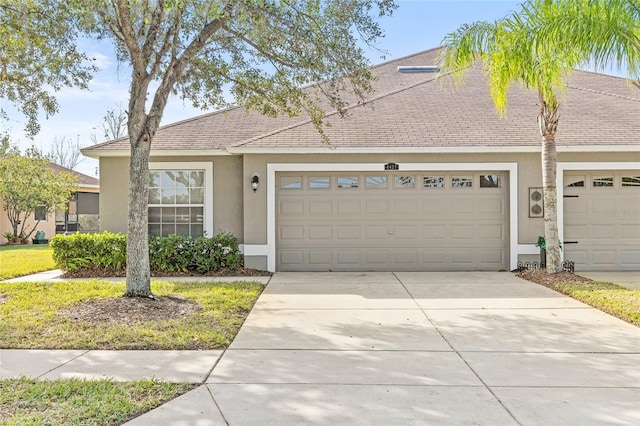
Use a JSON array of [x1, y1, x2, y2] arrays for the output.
[[124, 135, 152, 297], [541, 134, 562, 273], [538, 94, 562, 273]]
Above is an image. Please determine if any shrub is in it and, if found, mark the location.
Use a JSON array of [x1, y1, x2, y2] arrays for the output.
[[51, 231, 243, 274]]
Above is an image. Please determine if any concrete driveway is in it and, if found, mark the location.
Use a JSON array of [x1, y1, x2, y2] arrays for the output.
[[129, 272, 640, 425]]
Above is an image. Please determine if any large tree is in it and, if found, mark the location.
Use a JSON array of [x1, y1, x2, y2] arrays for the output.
[[0, 0, 95, 136], [0, 147, 78, 240], [439, 0, 639, 273], [67, 0, 395, 296]]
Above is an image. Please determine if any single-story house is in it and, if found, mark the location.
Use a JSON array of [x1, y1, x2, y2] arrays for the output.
[[83, 48, 640, 272], [0, 163, 100, 243]]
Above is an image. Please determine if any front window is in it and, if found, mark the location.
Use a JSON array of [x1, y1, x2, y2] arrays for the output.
[[148, 170, 204, 237], [35, 205, 47, 221]]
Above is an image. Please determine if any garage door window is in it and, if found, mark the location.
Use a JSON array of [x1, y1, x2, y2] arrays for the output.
[[622, 176, 640, 187], [338, 176, 358, 188], [480, 174, 501, 188], [149, 170, 204, 237], [423, 176, 444, 188], [281, 176, 302, 189], [309, 177, 330, 189], [451, 176, 472, 188], [394, 176, 415, 188], [593, 176, 613, 187], [366, 176, 388, 188], [565, 176, 585, 187]]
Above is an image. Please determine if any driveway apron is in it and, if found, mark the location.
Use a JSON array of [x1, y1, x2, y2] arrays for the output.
[[137, 272, 640, 425]]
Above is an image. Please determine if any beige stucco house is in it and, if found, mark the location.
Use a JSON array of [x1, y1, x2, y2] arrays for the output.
[[0, 164, 99, 243], [83, 48, 640, 272]]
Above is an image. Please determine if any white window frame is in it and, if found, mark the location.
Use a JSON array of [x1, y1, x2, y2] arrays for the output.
[[148, 162, 214, 237]]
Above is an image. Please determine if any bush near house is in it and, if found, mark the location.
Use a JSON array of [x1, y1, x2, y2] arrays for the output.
[[50, 231, 242, 275]]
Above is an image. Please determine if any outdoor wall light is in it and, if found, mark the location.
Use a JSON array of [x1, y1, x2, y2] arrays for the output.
[[251, 174, 260, 192]]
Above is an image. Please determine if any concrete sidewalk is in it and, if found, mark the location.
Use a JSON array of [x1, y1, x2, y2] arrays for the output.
[[2, 272, 639, 425]]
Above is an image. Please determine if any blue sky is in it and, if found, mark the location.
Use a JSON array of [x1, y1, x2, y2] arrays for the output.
[[0, 0, 587, 176]]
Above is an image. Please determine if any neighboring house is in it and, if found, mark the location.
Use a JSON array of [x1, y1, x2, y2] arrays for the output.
[[82, 48, 640, 272], [0, 164, 100, 243]]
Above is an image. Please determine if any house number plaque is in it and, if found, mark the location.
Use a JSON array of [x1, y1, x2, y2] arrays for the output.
[[384, 162, 399, 171]]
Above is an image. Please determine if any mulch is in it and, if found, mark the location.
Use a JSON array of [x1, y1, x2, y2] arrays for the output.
[[516, 268, 593, 289]]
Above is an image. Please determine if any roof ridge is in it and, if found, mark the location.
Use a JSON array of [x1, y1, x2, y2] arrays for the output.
[[566, 83, 640, 102]]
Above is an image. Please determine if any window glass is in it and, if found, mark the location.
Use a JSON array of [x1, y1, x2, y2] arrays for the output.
[[34, 205, 47, 221], [480, 174, 501, 188], [565, 176, 585, 187], [451, 176, 473, 188], [338, 176, 359, 188], [394, 176, 415, 188], [280, 176, 302, 189], [622, 176, 640, 187], [366, 176, 388, 188], [148, 169, 205, 237], [309, 177, 330, 189], [592, 176, 613, 187], [423, 176, 444, 188]]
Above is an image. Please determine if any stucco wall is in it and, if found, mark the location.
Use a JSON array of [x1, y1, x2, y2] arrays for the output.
[[99, 155, 243, 239], [0, 198, 56, 243]]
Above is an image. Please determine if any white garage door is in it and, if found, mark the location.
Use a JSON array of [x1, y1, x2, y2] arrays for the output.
[[564, 171, 640, 270], [276, 171, 508, 271]]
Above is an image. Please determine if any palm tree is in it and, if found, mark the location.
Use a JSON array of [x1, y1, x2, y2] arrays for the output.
[[439, 0, 639, 273], [522, 0, 639, 81]]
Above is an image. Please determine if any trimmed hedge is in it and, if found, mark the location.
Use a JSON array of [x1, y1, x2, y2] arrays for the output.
[[51, 231, 242, 274]]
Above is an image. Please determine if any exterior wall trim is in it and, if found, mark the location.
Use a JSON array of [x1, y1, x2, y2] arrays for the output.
[[267, 162, 520, 272], [149, 161, 214, 236], [556, 161, 640, 260]]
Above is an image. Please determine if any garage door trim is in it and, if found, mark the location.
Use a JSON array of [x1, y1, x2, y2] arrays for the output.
[[266, 162, 519, 272]]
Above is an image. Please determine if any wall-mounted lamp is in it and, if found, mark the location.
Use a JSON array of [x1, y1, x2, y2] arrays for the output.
[[251, 174, 260, 192]]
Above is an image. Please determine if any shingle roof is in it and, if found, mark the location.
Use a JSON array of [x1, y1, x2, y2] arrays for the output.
[[83, 47, 640, 156], [49, 163, 100, 187]]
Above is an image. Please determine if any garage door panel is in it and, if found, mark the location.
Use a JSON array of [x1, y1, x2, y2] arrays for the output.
[[309, 200, 332, 215], [280, 251, 304, 265], [279, 225, 304, 241], [366, 251, 389, 264], [478, 224, 504, 239], [451, 225, 474, 239], [592, 251, 617, 266], [280, 200, 304, 215], [480, 249, 504, 264], [423, 225, 446, 239], [309, 251, 332, 265], [620, 224, 640, 238], [337, 225, 361, 239], [621, 251, 640, 266], [365, 225, 390, 240], [337, 200, 360, 214], [308, 225, 332, 240], [365, 199, 390, 214], [277, 171, 508, 271], [478, 197, 504, 214], [564, 171, 640, 270], [337, 250, 360, 265]]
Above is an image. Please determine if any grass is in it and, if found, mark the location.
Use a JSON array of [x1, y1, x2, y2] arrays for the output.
[[0, 279, 264, 349], [0, 244, 55, 280], [0, 377, 196, 425], [555, 281, 640, 327]]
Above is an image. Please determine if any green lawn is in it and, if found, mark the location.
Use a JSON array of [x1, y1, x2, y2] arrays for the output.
[[0, 279, 262, 424], [0, 279, 264, 349], [556, 281, 640, 327], [0, 244, 55, 280], [0, 377, 195, 425]]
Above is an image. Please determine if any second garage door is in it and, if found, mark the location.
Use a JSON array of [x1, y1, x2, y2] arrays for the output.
[[276, 171, 508, 271]]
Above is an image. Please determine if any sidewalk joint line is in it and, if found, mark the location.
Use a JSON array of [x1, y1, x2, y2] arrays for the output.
[[36, 349, 91, 380]]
